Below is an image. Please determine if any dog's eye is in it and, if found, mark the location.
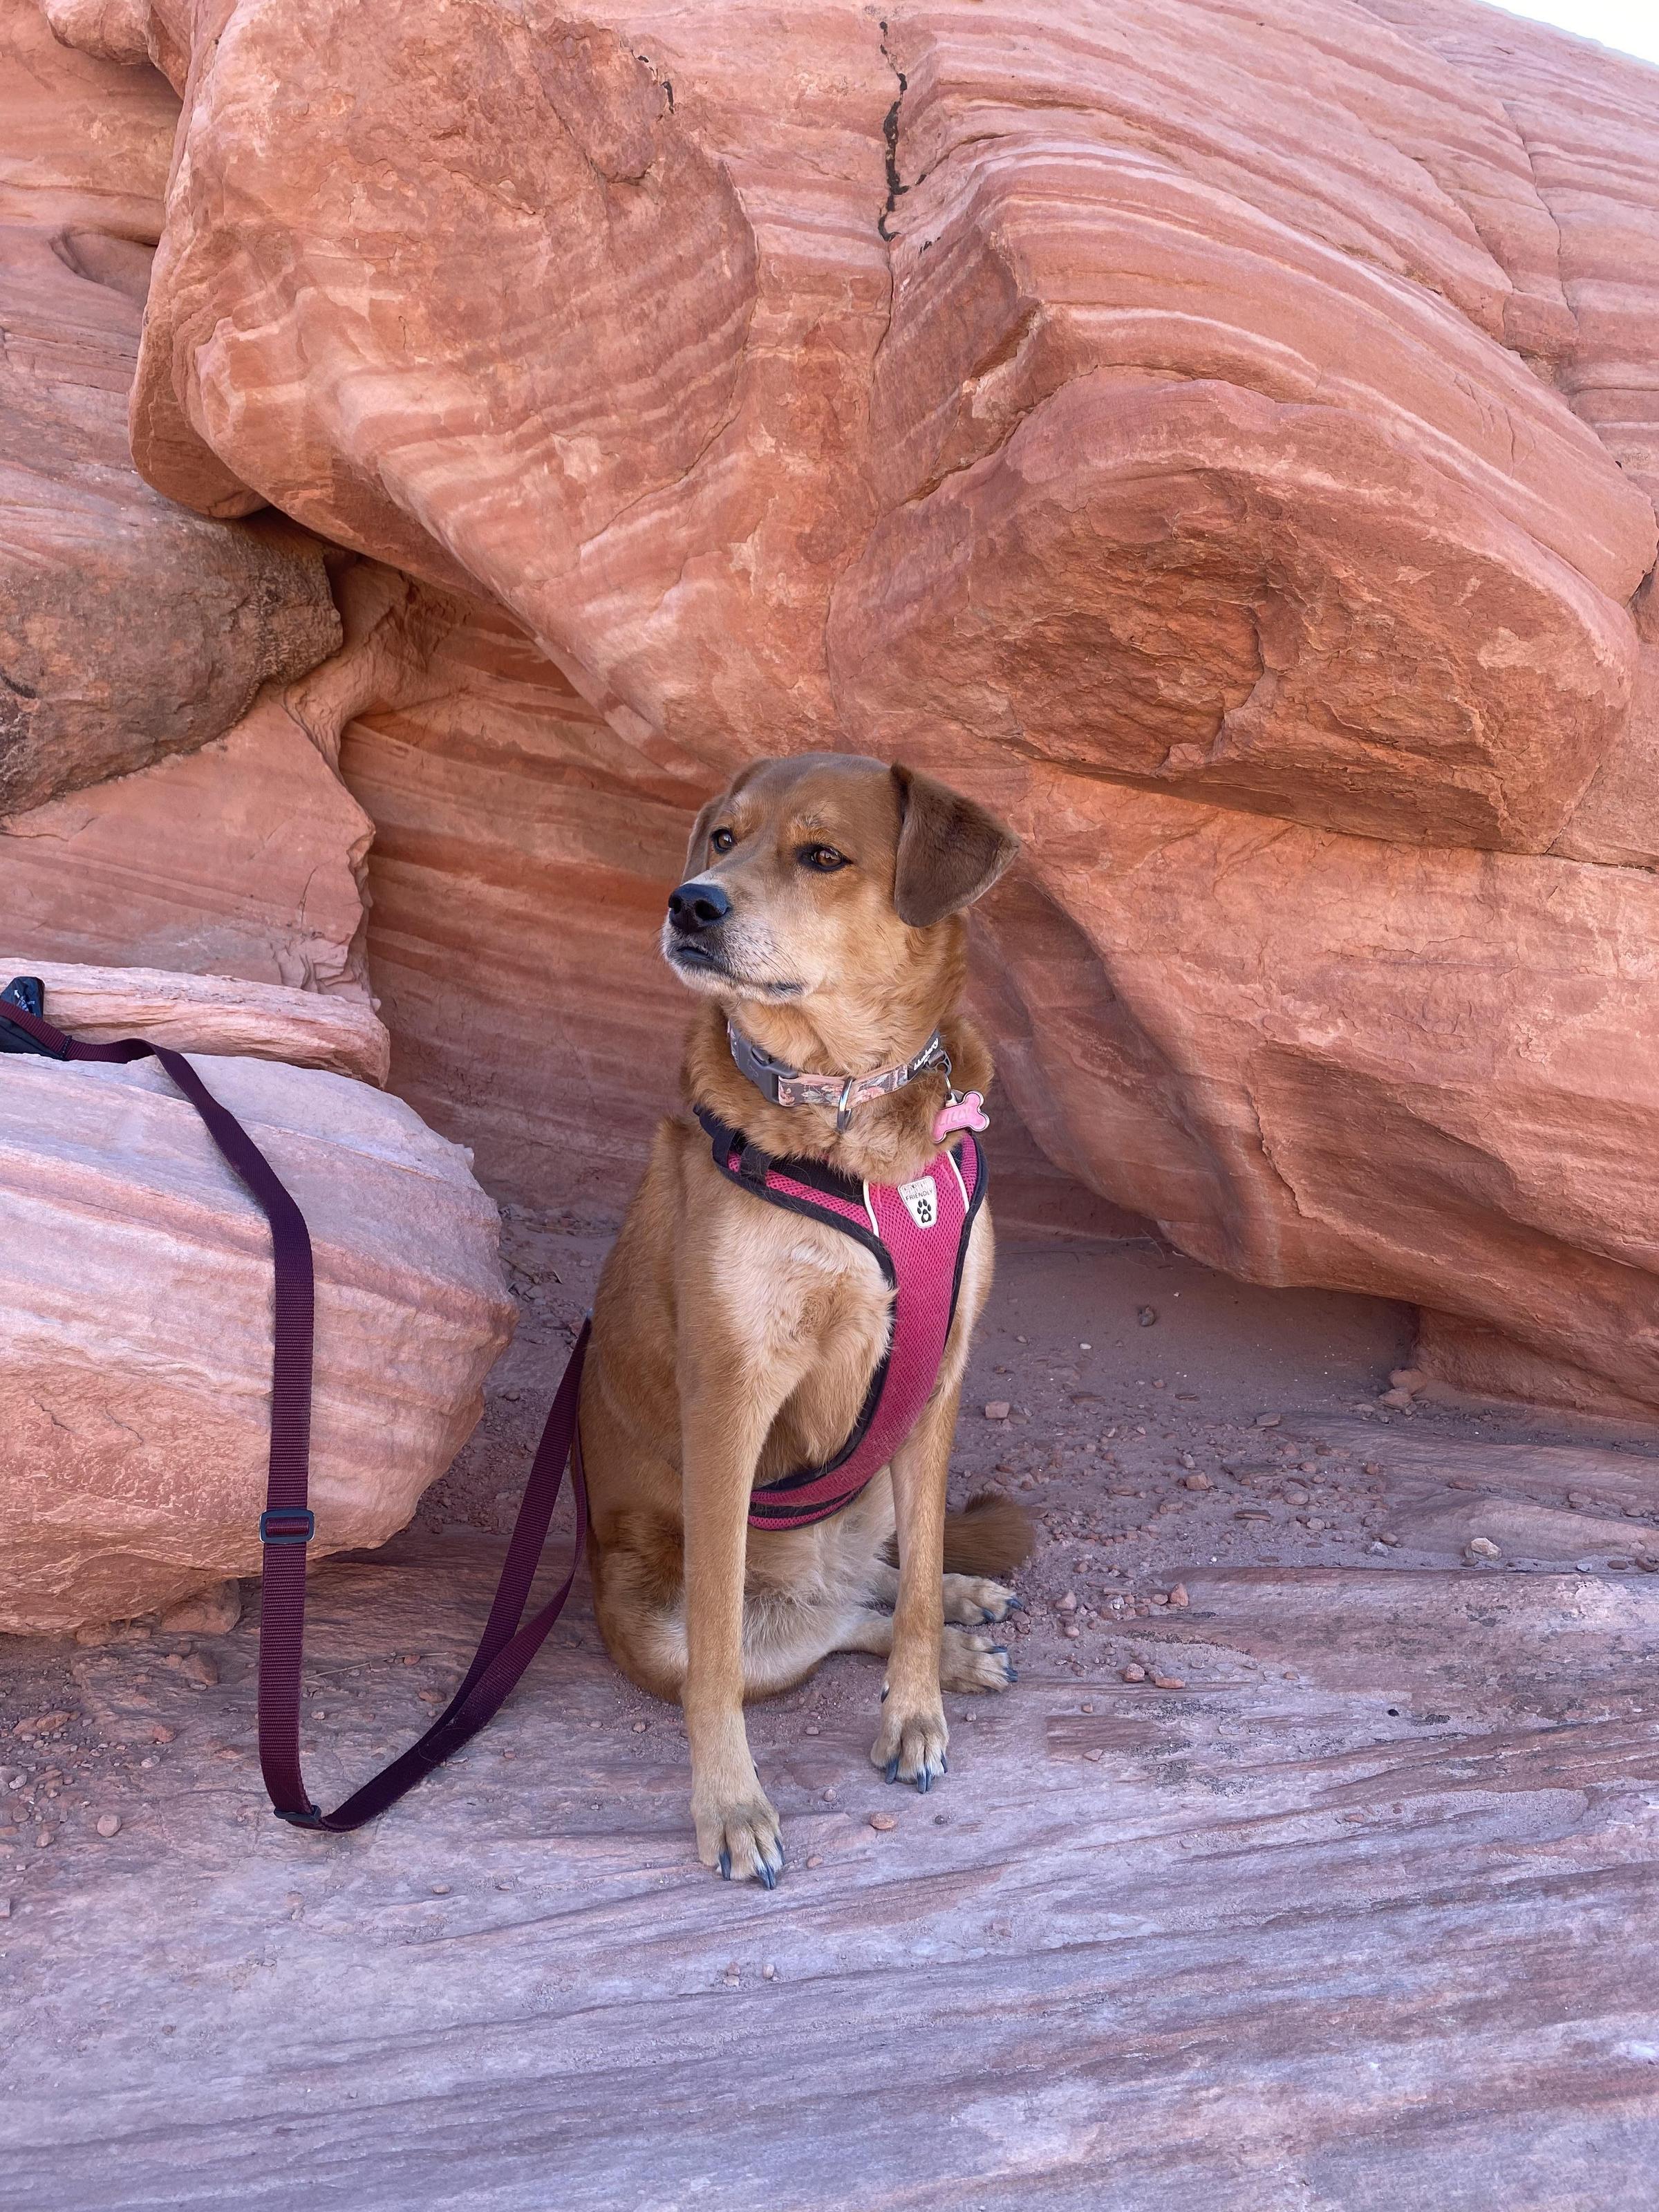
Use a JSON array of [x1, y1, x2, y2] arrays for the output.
[[799, 844, 848, 873], [710, 827, 735, 854]]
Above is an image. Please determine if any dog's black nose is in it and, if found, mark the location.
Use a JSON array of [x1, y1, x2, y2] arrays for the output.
[[668, 880, 731, 935]]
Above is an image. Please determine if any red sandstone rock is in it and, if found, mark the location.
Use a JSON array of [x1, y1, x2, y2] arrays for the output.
[[1553, 646, 1659, 868], [972, 783, 1659, 1409], [26, 0, 1659, 1418], [0, 1047, 514, 1633], [1413, 1310, 1659, 1422], [39, 0, 160, 71], [541, 749, 1659, 1409], [291, 564, 706, 1197], [832, 371, 1643, 852], [120, 0, 1655, 812], [1, 0, 174, 237], [0, 692, 373, 995], [0, 2, 341, 816], [1362, 0, 1659, 504], [122, 0, 888, 747]]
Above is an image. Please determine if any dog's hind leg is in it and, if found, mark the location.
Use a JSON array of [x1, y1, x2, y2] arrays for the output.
[[738, 1588, 884, 1696], [832, 1606, 1015, 1694], [865, 1559, 1021, 1625], [594, 1554, 941, 1704], [597, 1517, 1016, 1724], [610, 1589, 882, 1700]]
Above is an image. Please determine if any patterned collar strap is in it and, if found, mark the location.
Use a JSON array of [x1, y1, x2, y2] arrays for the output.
[[727, 1022, 951, 1132]]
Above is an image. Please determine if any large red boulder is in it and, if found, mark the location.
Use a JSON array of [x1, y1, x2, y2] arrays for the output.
[[20, 0, 1659, 1416]]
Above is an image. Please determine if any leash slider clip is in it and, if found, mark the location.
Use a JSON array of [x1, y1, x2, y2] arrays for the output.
[[259, 1508, 316, 1546]]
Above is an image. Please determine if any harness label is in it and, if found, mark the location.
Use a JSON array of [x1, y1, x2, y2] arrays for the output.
[[897, 1174, 939, 1229]]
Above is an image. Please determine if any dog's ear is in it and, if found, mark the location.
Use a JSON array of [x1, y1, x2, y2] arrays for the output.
[[890, 764, 1020, 926]]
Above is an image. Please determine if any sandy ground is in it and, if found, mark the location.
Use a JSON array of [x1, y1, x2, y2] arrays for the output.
[[3, 1213, 1659, 2209]]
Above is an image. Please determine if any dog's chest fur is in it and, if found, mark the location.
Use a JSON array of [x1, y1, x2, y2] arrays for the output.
[[706, 1190, 893, 1486]]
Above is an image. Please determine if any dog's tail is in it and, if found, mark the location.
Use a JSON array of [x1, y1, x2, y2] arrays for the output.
[[942, 1491, 1035, 1577]]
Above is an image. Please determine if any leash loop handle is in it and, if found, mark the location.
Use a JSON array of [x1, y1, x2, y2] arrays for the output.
[[1, 989, 587, 1834]]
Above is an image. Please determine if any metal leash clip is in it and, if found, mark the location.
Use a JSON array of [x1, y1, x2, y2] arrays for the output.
[[0, 977, 53, 1057]]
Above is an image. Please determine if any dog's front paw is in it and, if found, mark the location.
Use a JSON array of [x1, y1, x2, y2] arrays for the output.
[[871, 1700, 948, 1792], [693, 1779, 785, 1889], [942, 1572, 1022, 1625]]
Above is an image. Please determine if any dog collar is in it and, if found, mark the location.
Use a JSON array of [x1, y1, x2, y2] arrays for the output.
[[727, 1022, 953, 1132]]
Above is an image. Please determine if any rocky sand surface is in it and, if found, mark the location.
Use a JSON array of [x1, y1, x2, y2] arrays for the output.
[[5, 1222, 1658, 2207]]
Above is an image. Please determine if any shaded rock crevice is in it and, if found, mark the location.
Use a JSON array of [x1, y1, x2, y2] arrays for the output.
[[877, 17, 909, 243]]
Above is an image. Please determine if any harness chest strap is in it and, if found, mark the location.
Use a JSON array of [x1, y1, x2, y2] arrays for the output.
[[695, 1109, 987, 1530]]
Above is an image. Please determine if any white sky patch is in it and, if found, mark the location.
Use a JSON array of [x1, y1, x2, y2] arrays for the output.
[[1482, 0, 1659, 67]]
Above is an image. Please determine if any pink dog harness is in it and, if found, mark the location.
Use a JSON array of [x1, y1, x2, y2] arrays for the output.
[[695, 1109, 986, 1530]]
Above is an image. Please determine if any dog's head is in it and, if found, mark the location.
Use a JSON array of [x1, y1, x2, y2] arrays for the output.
[[662, 753, 1018, 1009]]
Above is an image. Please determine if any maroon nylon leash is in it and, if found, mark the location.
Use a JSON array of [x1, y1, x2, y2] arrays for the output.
[[1, 994, 588, 1833]]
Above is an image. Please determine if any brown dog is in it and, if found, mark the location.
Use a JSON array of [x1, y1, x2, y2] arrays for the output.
[[578, 753, 1031, 1884]]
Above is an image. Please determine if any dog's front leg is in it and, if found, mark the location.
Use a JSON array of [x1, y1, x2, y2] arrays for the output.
[[871, 1380, 960, 1790], [680, 1363, 796, 1887]]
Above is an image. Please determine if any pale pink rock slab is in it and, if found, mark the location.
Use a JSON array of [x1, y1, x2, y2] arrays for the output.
[[0, 959, 391, 1085], [0, 1049, 514, 1634]]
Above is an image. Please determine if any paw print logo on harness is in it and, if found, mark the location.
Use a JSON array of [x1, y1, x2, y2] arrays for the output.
[[897, 1175, 939, 1229]]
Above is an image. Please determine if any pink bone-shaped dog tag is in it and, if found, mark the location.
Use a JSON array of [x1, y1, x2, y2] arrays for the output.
[[932, 1090, 990, 1143]]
